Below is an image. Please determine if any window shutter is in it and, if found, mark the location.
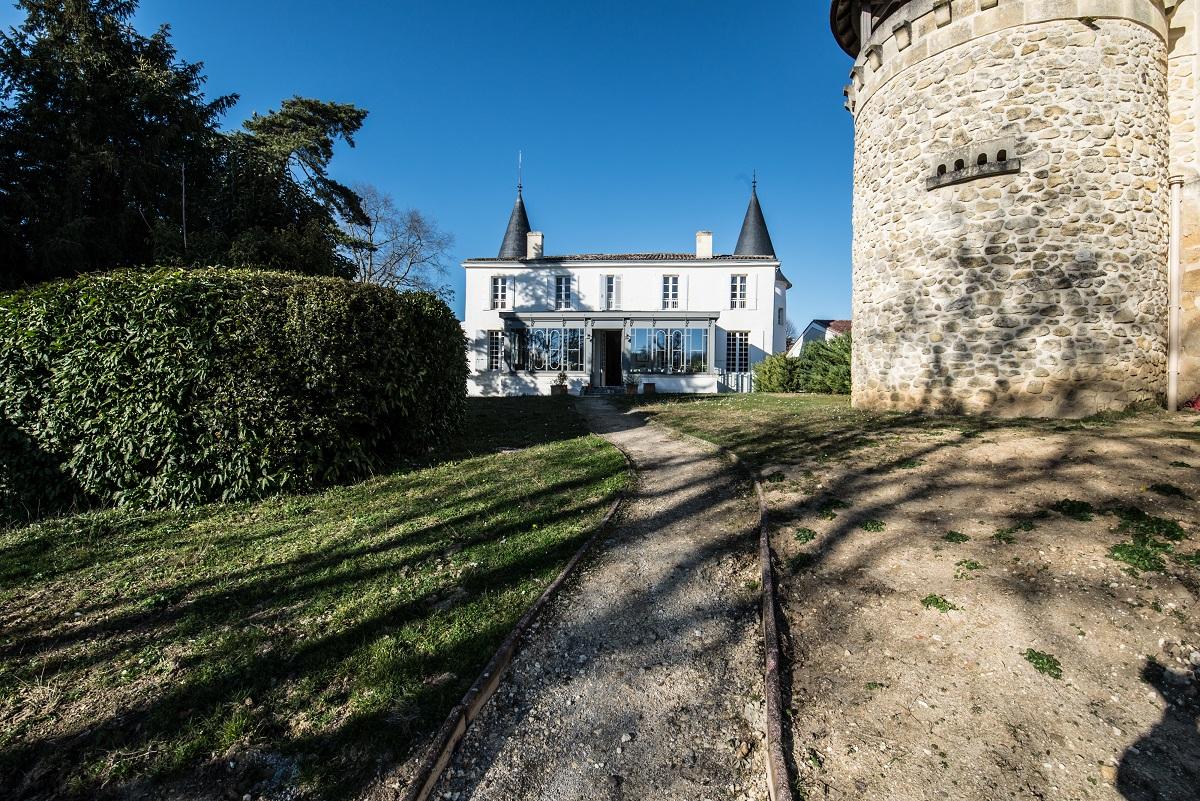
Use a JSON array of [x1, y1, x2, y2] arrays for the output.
[[474, 331, 488, 371], [680, 274, 689, 311], [598, 274, 606, 310], [725, 274, 732, 310], [749, 273, 758, 310], [613, 274, 622, 311], [509, 276, 518, 310], [485, 277, 494, 311]]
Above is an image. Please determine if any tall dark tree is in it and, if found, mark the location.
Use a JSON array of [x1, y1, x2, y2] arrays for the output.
[[0, 0, 234, 287], [166, 97, 369, 278]]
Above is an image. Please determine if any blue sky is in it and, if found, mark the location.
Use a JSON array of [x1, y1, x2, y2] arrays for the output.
[[1, 1, 855, 328]]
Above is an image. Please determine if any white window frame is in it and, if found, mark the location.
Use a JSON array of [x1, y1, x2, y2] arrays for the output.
[[604, 274, 617, 310], [726, 330, 750, 373], [491, 275, 509, 310], [730, 274, 748, 309], [555, 274, 572, 310], [662, 275, 680, 310], [486, 330, 503, 371]]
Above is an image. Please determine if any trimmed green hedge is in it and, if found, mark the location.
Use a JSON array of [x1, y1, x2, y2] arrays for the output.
[[755, 333, 852, 395], [0, 269, 466, 519]]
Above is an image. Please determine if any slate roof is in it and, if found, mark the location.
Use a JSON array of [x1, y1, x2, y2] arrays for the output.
[[809, 319, 852, 334], [498, 189, 531, 259], [734, 183, 776, 257]]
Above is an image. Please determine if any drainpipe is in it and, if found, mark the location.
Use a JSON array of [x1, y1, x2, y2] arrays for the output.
[[1168, 175, 1184, 412]]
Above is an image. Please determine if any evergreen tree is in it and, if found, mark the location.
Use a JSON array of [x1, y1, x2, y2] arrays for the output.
[[0, 0, 234, 286]]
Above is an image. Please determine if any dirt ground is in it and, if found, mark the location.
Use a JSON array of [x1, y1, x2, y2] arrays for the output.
[[762, 411, 1200, 801]]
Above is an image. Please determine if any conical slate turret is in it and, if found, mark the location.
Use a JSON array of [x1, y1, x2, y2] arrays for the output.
[[734, 180, 775, 257], [498, 188, 531, 259]]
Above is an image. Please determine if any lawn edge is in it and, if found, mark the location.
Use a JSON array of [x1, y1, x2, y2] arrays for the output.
[[400, 450, 632, 801], [638, 418, 795, 801]]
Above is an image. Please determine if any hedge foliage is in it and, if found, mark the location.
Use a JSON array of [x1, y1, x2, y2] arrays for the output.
[[755, 333, 852, 395], [0, 269, 466, 520]]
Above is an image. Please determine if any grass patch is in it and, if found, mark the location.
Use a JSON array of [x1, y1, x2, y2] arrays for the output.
[[1107, 506, 1187, 542], [1174, 551, 1200, 569], [942, 531, 970, 543], [794, 527, 817, 544], [1023, 649, 1063, 679], [1050, 499, 1095, 521], [1109, 542, 1169, 572], [864, 681, 888, 691], [0, 398, 628, 799], [895, 458, 923, 469], [920, 594, 958, 613], [860, 519, 885, 532]]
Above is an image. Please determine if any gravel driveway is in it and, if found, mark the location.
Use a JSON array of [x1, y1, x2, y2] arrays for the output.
[[433, 398, 767, 801]]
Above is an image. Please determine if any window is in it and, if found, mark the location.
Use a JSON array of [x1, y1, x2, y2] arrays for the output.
[[726, 331, 750, 373], [486, 331, 503, 371], [490, 275, 509, 309], [629, 328, 708, 374], [604, 275, 617, 310], [514, 327, 584, 372], [777, 307, 785, 326], [662, 275, 679, 309], [730, 274, 748, 309], [555, 275, 572, 310]]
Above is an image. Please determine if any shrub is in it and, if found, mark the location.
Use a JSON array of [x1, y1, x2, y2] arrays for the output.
[[754, 334, 852, 394], [752, 351, 806, 392], [0, 268, 466, 520]]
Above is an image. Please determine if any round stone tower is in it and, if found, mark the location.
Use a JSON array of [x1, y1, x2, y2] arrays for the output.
[[831, 0, 1170, 416]]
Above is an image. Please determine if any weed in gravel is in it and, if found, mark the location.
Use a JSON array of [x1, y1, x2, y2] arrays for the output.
[[763, 472, 786, 483], [1023, 649, 1063, 679], [1109, 542, 1168, 572], [864, 681, 888, 691], [920, 594, 958, 612], [861, 519, 885, 532], [1169, 461, 1192, 468], [794, 528, 817, 544], [816, 499, 850, 519], [942, 531, 970, 543], [788, 553, 815, 571], [1107, 506, 1187, 542], [954, 559, 985, 580], [1148, 482, 1188, 498], [993, 519, 1035, 543], [1174, 550, 1200, 569], [1050, 499, 1095, 521], [896, 458, 923, 469]]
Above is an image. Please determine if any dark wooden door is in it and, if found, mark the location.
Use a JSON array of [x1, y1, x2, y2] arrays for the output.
[[604, 331, 622, 386]]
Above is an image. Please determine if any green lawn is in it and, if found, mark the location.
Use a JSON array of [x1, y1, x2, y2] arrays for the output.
[[0, 398, 628, 800], [617, 392, 1155, 467]]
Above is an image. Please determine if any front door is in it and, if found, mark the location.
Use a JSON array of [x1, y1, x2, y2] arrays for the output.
[[604, 330, 622, 386]]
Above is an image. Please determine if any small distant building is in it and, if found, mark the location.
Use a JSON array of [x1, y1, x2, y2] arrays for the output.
[[786, 319, 851, 357], [462, 180, 791, 396]]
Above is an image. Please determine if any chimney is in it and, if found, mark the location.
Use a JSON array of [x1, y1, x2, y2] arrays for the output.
[[696, 230, 713, 259], [526, 231, 544, 259]]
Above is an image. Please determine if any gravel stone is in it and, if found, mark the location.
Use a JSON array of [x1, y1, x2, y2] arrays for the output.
[[433, 399, 766, 800]]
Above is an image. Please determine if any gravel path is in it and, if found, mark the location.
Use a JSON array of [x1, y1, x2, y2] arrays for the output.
[[433, 398, 767, 801]]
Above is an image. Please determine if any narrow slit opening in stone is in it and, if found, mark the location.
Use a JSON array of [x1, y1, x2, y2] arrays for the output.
[[954, 158, 965, 171]]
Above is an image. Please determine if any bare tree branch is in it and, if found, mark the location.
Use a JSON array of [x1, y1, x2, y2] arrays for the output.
[[342, 183, 454, 300]]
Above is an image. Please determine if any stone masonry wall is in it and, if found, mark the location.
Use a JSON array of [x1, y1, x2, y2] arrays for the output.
[[851, 17, 1170, 416]]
